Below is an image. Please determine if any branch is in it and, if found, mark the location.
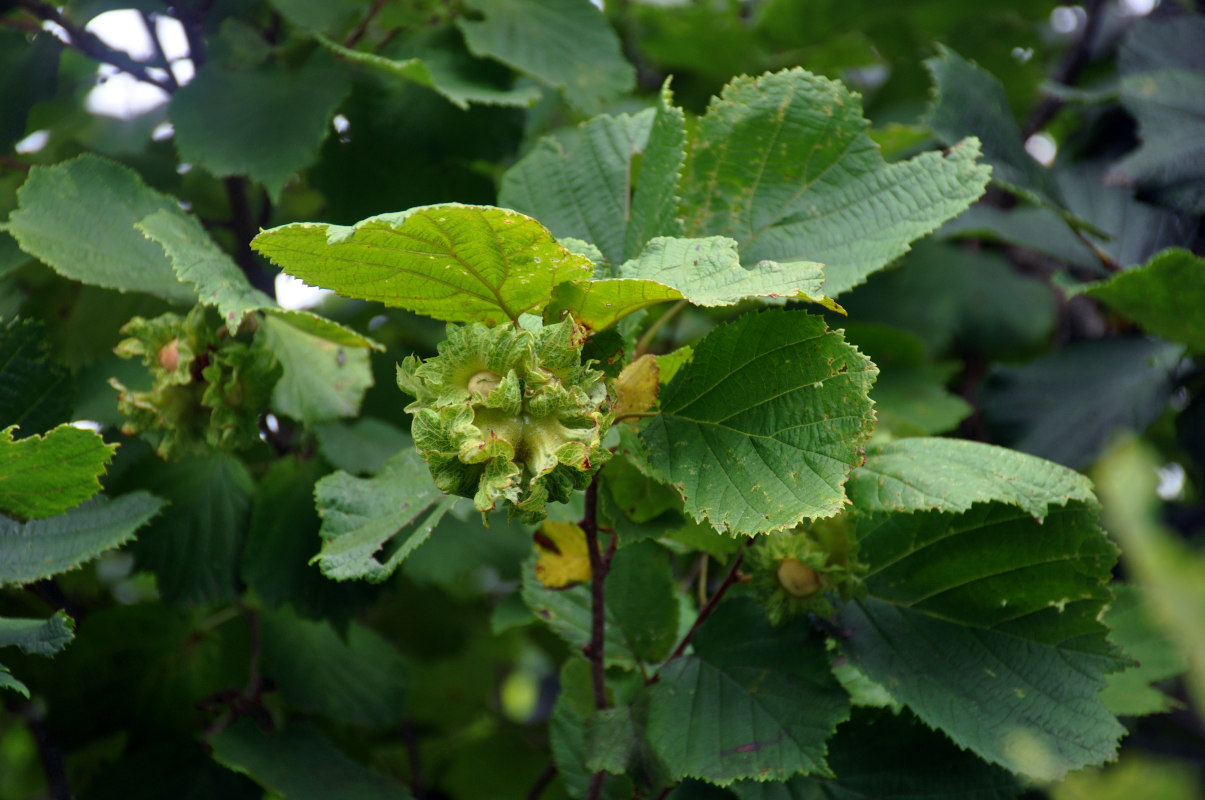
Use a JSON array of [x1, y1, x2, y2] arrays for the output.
[[345, 0, 388, 48], [17, 0, 176, 93], [140, 10, 180, 91], [526, 764, 557, 800], [579, 478, 608, 711], [1022, 0, 1108, 138], [223, 177, 277, 298], [6, 699, 71, 800]]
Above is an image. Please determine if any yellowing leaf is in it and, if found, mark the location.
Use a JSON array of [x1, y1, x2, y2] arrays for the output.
[[534, 521, 591, 588], [612, 354, 659, 419]]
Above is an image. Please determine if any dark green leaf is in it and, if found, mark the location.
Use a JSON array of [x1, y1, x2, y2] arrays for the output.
[[641, 309, 877, 535], [126, 454, 253, 605], [681, 69, 989, 295], [0, 31, 61, 152], [1100, 584, 1187, 717], [0, 611, 74, 657], [0, 491, 164, 584], [647, 597, 849, 785], [4, 155, 197, 304], [313, 418, 411, 475], [457, 0, 634, 113], [210, 721, 412, 800], [79, 742, 261, 800], [260, 607, 408, 728], [0, 318, 74, 438], [170, 50, 350, 199], [258, 314, 375, 425], [1085, 248, 1205, 353], [841, 502, 1125, 780], [0, 424, 116, 520]]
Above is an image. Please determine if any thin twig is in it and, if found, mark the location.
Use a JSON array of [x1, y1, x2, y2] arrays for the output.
[[223, 177, 277, 297], [17, 0, 176, 92], [8, 700, 71, 800], [401, 720, 425, 797], [345, 0, 387, 48], [1073, 226, 1123, 274], [1022, 0, 1108, 138], [140, 10, 180, 91], [634, 299, 687, 358], [579, 478, 608, 711], [163, 0, 212, 69], [527, 764, 557, 800]]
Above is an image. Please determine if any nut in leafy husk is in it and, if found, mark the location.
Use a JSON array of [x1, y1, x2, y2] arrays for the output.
[[748, 516, 866, 622], [397, 319, 612, 522]]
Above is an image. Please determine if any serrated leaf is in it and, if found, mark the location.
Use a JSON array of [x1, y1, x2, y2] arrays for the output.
[[0, 611, 74, 657], [641, 309, 877, 535], [1100, 584, 1187, 717], [253, 204, 593, 324], [925, 47, 1078, 224], [501, 84, 685, 266], [0, 491, 164, 584], [5, 154, 197, 304], [124, 454, 253, 605], [647, 597, 849, 785], [258, 314, 375, 426], [170, 50, 350, 199], [681, 68, 990, 296], [980, 338, 1183, 469], [547, 236, 833, 330], [211, 721, 412, 800], [313, 449, 455, 581], [612, 354, 660, 419], [0, 424, 116, 519], [585, 705, 641, 775], [847, 437, 1097, 519], [0, 662, 28, 697], [549, 658, 637, 798], [731, 707, 1021, 800], [313, 418, 412, 476], [260, 607, 408, 728], [457, 0, 634, 114], [0, 318, 74, 437], [522, 541, 678, 667], [1085, 248, 1205, 353], [137, 209, 275, 332], [841, 502, 1125, 781]]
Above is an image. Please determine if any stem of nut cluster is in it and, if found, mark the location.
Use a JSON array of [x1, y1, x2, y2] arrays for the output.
[[634, 299, 688, 358], [580, 478, 608, 711]]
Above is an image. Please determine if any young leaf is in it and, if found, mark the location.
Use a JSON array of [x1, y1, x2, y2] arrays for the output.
[[0, 318, 74, 437], [0, 424, 116, 520], [0, 492, 164, 584], [457, 0, 635, 113], [169, 50, 350, 199], [137, 209, 275, 332], [847, 437, 1097, 519], [841, 502, 1125, 781], [647, 597, 849, 785], [4, 154, 197, 305], [546, 236, 833, 330], [253, 204, 593, 324], [260, 607, 409, 728], [313, 449, 456, 581], [257, 314, 375, 426], [1084, 248, 1205, 353], [0, 611, 74, 657], [640, 309, 877, 535], [681, 68, 990, 296], [500, 83, 685, 266], [210, 721, 412, 800]]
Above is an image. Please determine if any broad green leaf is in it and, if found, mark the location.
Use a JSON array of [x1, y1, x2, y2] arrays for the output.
[[521, 541, 679, 667], [0, 611, 74, 657], [501, 83, 685, 266], [641, 309, 877, 535], [124, 454, 253, 605], [211, 721, 412, 800], [841, 502, 1125, 781], [260, 607, 408, 728], [0, 492, 163, 584], [547, 237, 833, 330], [313, 449, 455, 581], [253, 204, 593, 324], [0, 424, 116, 519], [74, 742, 261, 800], [732, 707, 1021, 800], [266, 308, 383, 350], [681, 69, 990, 296], [4, 154, 197, 304], [647, 597, 849, 785], [980, 339, 1183, 469], [585, 705, 642, 775], [404, 507, 532, 588], [0, 30, 61, 152], [258, 314, 375, 426], [1085, 248, 1205, 353], [1093, 436, 1205, 716], [0, 318, 73, 438], [847, 437, 1097, 519], [169, 50, 350, 199], [549, 657, 638, 798], [241, 458, 376, 625], [1100, 584, 1187, 717], [313, 418, 412, 476], [457, 0, 635, 113], [137, 209, 274, 332], [925, 47, 1074, 222]]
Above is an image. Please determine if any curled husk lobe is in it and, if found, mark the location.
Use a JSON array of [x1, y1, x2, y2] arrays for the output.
[[397, 320, 611, 522]]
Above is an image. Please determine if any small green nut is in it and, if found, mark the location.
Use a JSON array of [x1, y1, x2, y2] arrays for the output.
[[397, 319, 612, 522], [748, 516, 865, 623]]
